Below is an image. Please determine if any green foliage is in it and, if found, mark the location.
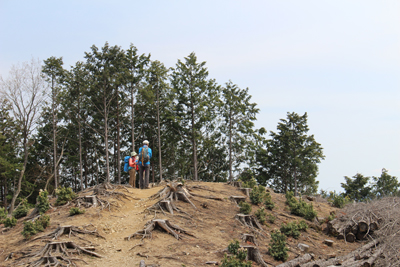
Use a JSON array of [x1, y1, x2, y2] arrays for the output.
[[69, 207, 86, 216], [221, 254, 252, 267], [227, 239, 241, 255], [267, 214, 276, 224], [55, 186, 77, 206], [249, 185, 265, 205], [22, 215, 50, 239], [268, 230, 288, 261], [256, 112, 324, 195], [329, 192, 350, 208], [222, 240, 251, 267], [280, 220, 308, 239], [341, 173, 372, 202], [255, 207, 267, 225], [285, 191, 317, 221], [22, 221, 37, 239], [241, 177, 257, 189], [13, 199, 29, 219], [264, 192, 275, 210], [372, 168, 400, 198], [0, 207, 7, 223], [37, 190, 50, 214], [4, 217, 17, 228], [239, 201, 252, 215], [34, 214, 50, 232], [327, 213, 335, 222]]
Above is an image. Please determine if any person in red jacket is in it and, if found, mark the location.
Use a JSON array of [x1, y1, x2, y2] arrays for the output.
[[128, 152, 138, 188]]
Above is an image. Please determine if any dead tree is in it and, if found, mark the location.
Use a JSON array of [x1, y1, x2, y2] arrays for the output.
[[125, 219, 195, 241]]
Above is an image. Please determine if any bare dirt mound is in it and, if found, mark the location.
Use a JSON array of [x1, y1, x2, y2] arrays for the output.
[[0, 182, 360, 266]]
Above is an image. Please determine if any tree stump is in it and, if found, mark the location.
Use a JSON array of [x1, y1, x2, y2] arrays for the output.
[[230, 196, 247, 206], [242, 245, 269, 267], [235, 214, 263, 231], [241, 233, 258, 246], [239, 188, 252, 197]]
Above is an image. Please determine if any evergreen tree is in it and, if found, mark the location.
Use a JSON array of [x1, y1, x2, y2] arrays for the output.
[[258, 112, 324, 195], [171, 53, 219, 181], [371, 168, 399, 198], [341, 173, 372, 202]]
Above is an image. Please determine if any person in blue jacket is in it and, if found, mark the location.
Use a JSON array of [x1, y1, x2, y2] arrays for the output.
[[138, 140, 152, 189]]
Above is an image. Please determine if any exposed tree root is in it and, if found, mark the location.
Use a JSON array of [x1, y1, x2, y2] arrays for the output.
[[32, 224, 104, 242], [125, 219, 195, 241], [19, 241, 102, 266], [235, 214, 266, 238]]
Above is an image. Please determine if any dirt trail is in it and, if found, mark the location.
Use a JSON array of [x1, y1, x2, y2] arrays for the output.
[[0, 182, 360, 266]]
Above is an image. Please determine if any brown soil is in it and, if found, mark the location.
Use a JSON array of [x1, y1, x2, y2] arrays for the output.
[[0, 182, 361, 266]]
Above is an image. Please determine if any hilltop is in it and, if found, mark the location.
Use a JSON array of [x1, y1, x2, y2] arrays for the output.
[[0, 181, 360, 266]]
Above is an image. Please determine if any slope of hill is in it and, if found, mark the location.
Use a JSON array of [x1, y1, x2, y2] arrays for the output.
[[0, 182, 360, 266]]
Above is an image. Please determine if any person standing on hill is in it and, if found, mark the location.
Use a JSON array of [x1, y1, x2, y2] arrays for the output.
[[128, 152, 138, 188], [138, 140, 152, 189]]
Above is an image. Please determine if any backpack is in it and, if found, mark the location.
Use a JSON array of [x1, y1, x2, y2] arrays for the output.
[[123, 156, 130, 172], [139, 147, 150, 164]]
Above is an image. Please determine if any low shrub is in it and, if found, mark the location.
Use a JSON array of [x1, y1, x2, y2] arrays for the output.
[[222, 240, 252, 267], [239, 201, 252, 215], [264, 192, 275, 210], [0, 207, 7, 223], [267, 214, 276, 224], [285, 191, 317, 221], [22, 221, 37, 239], [22, 214, 50, 239], [69, 207, 85, 216], [255, 207, 267, 225], [280, 220, 308, 239], [37, 190, 50, 214], [55, 187, 77, 206], [241, 178, 257, 189], [13, 199, 29, 219], [330, 193, 350, 208], [250, 185, 266, 205], [4, 217, 17, 228], [269, 230, 288, 261]]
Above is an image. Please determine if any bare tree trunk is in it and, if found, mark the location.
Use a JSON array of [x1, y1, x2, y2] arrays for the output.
[[52, 77, 58, 189], [104, 95, 110, 183], [229, 110, 233, 181], [78, 96, 83, 191], [131, 85, 135, 152], [117, 99, 121, 184], [10, 135, 28, 214], [190, 101, 198, 181], [156, 88, 163, 181]]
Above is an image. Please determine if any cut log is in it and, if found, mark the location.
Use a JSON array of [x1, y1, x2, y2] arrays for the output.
[[358, 220, 369, 233], [276, 253, 314, 267], [242, 245, 268, 267], [345, 232, 356, 243]]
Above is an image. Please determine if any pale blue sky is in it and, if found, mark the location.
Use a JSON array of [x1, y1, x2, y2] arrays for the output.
[[1, 1, 399, 192]]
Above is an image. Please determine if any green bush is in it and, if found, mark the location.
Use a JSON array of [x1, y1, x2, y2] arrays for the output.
[[264, 192, 275, 210], [267, 214, 276, 224], [239, 201, 252, 215], [69, 207, 86, 216], [22, 221, 37, 239], [249, 185, 266, 205], [222, 240, 252, 267], [285, 191, 317, 221], [241, 178, 257, 189], [268, 230, 288, 261], [327, 213, 335, 222], [22, 215, 50, 239], [13, 199, 29, 219], [55, 187, 77, 206], [0, 207, 7, 223], [255, 207, 267, 225], [4, 217, 17, 228], [37, 190, 50, 214], [34, 214, 50, 232], [280, 220, 308, 239], [331, 193, 350, 208]]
